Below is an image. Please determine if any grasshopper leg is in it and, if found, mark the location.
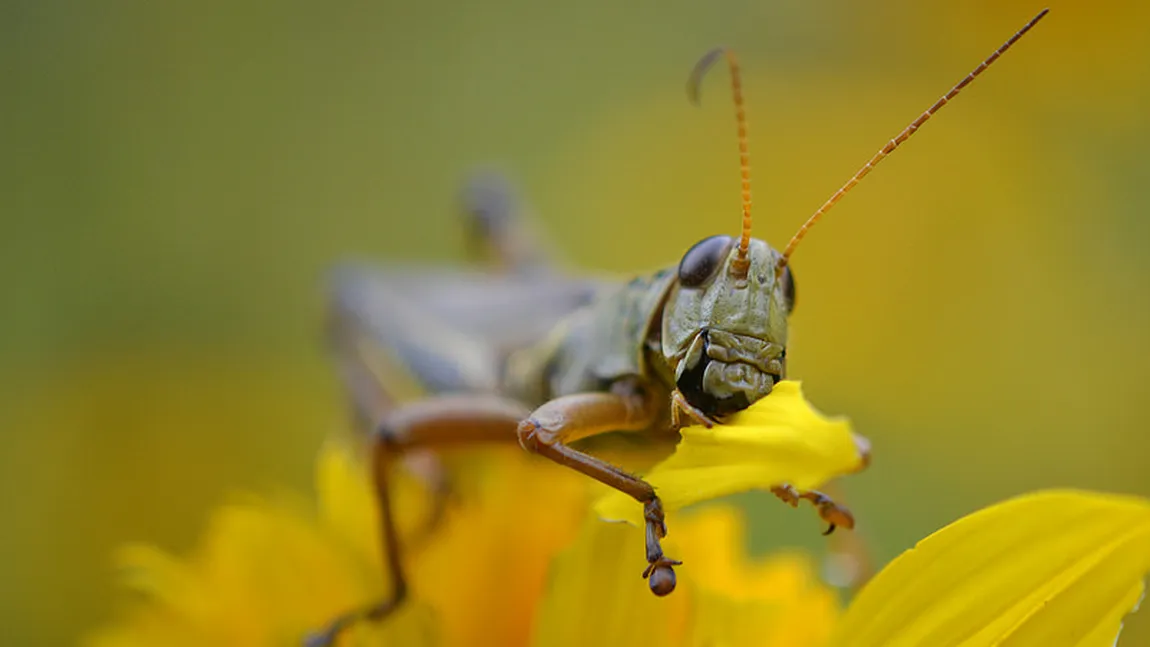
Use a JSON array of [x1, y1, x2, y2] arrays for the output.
[[305, 394, 529, 647], [769, 482, 875, 592], [515, 382, 681, 595], [770, 483, 856, 535], [460, 169, 553, 275], [815, 481, 876, 593], [401, 451, 457, 547]]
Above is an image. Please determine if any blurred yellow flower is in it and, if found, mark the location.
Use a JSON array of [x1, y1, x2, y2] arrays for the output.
[[85, 381, 1150, 647], [82, 461, 437, 647], [84, 440, 846, 647], [534, 505, 841, 647], [85, 380, 867, 647], [83, 443, 589, 647]]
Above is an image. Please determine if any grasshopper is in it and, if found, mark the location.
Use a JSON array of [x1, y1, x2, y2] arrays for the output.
[[308, 9, 1048, 645]]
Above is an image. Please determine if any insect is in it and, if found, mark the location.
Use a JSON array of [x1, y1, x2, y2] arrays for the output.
[[307, 9, 1048, 645]]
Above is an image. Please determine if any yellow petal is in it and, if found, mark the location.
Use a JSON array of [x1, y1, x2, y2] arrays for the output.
[[593, 380, 867, 526], [316, 441, 593, 647], [673, 506, 842, 647], [410, 447, 590, 647], [531, 512, 690, 647], [84, 497, 438, 647], [313, 438, 434, 576], [532, 504, 841, 647], [831, 489, 1150, 647]]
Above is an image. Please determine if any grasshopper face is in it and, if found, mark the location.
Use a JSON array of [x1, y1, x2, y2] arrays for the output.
[[662, 235, 796, 419]]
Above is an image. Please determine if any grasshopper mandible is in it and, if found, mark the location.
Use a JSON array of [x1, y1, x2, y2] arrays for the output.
[[308, 9, 1048, 645]]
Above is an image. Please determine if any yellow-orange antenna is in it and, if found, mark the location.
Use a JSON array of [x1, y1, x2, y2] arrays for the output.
[[688, 47, 753, 278], [776, 8, 1049, 275]]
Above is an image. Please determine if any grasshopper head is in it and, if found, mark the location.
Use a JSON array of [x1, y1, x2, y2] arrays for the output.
[[667, 48, 797, 420], [667, 12, 1050, 419], [662, 234, 795, 419]]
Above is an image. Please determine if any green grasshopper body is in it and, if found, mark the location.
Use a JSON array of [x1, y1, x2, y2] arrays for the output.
[[330, 217, 795, 443], [307, 11, 1048, 645], [317, 176, 805, 647]]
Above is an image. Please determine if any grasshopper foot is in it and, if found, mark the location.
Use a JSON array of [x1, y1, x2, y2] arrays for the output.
[[641, 497, 682, 596], [771, 484, 855, 535], [642, 556, 682, 596], [303, 593, 406, 647]]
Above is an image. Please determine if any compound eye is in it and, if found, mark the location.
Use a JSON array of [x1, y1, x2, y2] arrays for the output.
[[677, 235, 733, 287], [781, 265, 797, 311]]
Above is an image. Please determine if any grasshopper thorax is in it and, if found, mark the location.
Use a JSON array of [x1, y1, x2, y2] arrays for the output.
[[662, 235, 795, 418]]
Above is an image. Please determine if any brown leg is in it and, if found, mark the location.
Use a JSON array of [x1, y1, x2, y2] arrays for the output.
[[771, 482, 874, 592], [817, 481, 876, 594], [459, 169, 552, 275], [305, 394, 528, 647], [516, 383, 680, 595], [670, 389, 716, 429], [770, 483, 856, 535], [400, 450, 456, 548]]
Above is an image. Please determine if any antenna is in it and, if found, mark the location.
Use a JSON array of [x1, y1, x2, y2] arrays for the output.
[[688, 47, 754, 278], [776, 8, 1049, 274]]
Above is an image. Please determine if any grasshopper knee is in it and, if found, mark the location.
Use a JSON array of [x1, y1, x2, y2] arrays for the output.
[[372, 421, 399, 445]]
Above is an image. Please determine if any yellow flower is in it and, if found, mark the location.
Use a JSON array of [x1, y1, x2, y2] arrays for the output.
[[82, 480, 436, 647], [84, 442, 846, 647], [85, 383, 1150, 647], [84, 444, 590, 647]]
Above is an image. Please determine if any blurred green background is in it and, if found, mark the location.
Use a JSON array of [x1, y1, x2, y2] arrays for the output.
[[3, 0, 1150, 644]]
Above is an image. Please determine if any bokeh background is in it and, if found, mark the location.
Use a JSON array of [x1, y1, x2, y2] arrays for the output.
[[4, 0, 1150, 645]]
